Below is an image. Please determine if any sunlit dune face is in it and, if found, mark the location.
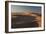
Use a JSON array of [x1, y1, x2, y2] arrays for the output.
[[35, 16, 41, 26]]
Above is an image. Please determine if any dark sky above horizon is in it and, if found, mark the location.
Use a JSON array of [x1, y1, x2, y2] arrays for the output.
[[11, 5, 41, 14]]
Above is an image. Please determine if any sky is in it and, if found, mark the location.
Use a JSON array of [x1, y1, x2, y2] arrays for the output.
[[11, 5, 41, 14]]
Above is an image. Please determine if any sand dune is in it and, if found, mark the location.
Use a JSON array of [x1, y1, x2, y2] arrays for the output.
[[11, 12, 41, 28]]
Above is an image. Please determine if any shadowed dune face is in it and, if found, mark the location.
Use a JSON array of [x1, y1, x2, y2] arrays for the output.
[[11, 12, 41, 28]]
